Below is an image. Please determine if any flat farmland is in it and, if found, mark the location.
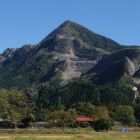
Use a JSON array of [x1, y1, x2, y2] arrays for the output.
[[0, 131, 139, 140]]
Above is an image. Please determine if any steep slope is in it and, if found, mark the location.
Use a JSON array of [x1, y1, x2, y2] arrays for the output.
[[86, 48, 140, 84], [40, 20, 122, 52]]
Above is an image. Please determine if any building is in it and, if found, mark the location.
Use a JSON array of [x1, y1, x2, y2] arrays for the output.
[[76, 116, 96, 122]]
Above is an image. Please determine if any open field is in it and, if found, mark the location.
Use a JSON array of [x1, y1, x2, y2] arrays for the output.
[[0, 131, 139, 140]]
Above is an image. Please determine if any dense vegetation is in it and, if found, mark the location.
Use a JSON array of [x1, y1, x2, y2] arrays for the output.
[[0, 46, 56, 89], [0, 76, 139, 130]]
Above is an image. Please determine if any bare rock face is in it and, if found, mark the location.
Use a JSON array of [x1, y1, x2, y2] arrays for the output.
[[125, 57, 136, 76], [0, 48, 17, 66], [51, 44, 106, 81]]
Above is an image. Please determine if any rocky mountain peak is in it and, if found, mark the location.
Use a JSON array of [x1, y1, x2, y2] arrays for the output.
[[41, 20, 77, 43], [2, 48, 17, 57], [60, 20, 75, 26]]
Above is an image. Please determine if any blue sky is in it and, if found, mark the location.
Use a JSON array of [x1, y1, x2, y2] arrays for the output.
[[0, 0, 140, 52]]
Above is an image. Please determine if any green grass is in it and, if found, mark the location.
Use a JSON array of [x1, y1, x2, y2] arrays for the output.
[[0, 132, 139, 140]]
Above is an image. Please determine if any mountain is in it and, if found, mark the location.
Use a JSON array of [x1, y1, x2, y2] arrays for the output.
[[86, 48, 140, 84], [0, 20, 139, 89]]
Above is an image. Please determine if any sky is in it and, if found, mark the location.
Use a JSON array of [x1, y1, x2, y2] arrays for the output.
[[0, 0, 140, 52]]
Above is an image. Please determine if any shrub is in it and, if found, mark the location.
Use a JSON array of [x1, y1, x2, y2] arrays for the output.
[[94, 117, 113, 131], [115, 106, 136, 126]]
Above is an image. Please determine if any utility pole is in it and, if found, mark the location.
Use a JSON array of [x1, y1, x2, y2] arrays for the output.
[[132, 86, 137, 104]]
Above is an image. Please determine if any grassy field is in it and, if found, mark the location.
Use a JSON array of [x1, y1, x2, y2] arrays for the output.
[[0, 131, 139, 140]]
